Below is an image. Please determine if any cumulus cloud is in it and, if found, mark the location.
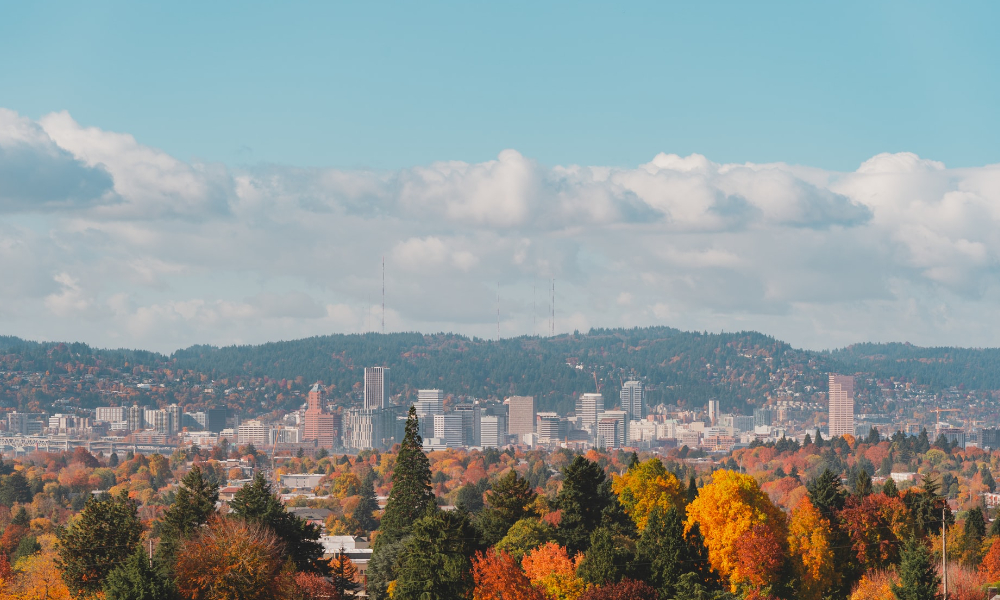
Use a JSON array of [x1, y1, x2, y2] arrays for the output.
[[4, 108, 1000, 351]]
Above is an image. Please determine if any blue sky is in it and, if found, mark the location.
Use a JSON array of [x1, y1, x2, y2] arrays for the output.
[[2, 2, 1000, 351], [2, 1, 998, 171]]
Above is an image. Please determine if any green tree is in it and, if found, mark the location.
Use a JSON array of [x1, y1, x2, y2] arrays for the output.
[[454, 482, 485, 514], [854, 469, 873, 498], [686, 475, 699, 505], [963, 507, 986, 566], [982, 466, 997, 493], [379, 406, 433, 541], [636, 506, 715, 599], [496, 518, 554, 560], [58, 491, 143, 598], [577, 526, 635, 586], [156, 465, 219, 568], [486, 469, 536, 528], [394, 510, 478, 600], [807, 469, 846, 521], [353, 471, 380, 533], [0, 471, 32, 506], [104, 545, 176, 600], [891, 536, 941, 600], [557, 456, 614, 554], [229, 473, 324, 572], [883, 477, 899, 498]]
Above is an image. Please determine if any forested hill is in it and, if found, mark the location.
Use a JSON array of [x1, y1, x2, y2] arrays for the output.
[[2, 329, 1000, 415]]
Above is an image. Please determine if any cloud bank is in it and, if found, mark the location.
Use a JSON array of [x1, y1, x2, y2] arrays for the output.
[[2, 108, 1000, 352]]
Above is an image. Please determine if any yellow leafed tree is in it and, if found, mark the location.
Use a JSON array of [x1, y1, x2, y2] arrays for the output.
[[521, 542, 587, 600], [610, 458, 684, 531], [787, 496, 837, 600], [0, 534, 71, 600], [685, 469, 787, 591]]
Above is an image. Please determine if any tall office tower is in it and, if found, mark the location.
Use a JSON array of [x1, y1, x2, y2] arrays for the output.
[[304, 383, 337, 448], [434, 413, 464, 448], [828, 374, 855, 439], [127, 404, 143, 431], [506, 396, 536, 443], [454, 403, 481, 446], [346, 408, 380, 450], [620, 381, 645, 421], [536, 413, 566, 443], [167, 404, 182, 436], [364, 367, 390, 410], [480, 415, 505, 448], [95, 406, 125, 423], [753, 407, 775, 428], [597, 410, 628, 448], [707, 399, 719, 426], [576, 393, 604, 429], [416, 389, 444, 415], [206, 407, 228, 433], [150, 410, 171, 434]]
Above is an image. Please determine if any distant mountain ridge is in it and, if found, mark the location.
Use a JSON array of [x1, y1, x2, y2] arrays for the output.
[[2, 329, 1000, 414]]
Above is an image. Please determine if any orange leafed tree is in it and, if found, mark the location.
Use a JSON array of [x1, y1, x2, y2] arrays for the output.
[[293, 572, 341, 600], [174, 517, 293, 600], [980, 539, 1000, 582], [848, 569, 896, 600], [787, 497, 837, 600], [838, 494, 909, 571], [521, 541, 587, 600], [472, 550, 545, 600], [610, 459, 684, 532], [685, 469, 788, 591], [731, 523, 786, 592], [0, 534, 71, 600]]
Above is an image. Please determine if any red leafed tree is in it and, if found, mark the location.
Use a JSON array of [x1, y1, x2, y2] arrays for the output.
[[472, 549, 546, 600], [980, 540, 1000, 582], [577, 579, 660, 600], [731, 523, 786, 590], [293, 572, 342, 600], [838, 494, 908, 571]]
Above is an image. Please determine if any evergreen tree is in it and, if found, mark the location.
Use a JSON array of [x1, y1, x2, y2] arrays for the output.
[[883, 477, 899, 498], [990, 509, 1000, 538], [379, 406, 433, 541], [866, 426, 881, 444], [454, 483, 485, 514], [229, 473, 323, 572], [917, 429, 931, 453], [353, 471, 380, 533], [329, 552, 361, 598], [156, 465, 219, 568], [807, 469, 846, 521], [982, 465, 997, 492], [394, 510, 478, 600], [814, 431, 824, 448], [891, 536, 941, 600], [104, 545, 176, 600], [486, 469, 536, 528], [854, 469, 873, 498], [685, 475, 698, 505], [556, 455, 614, 554], [11, 505, 29, 527], [578, 526, 635, 586], [803, 433, 812, 446], [636, 506, 714, 598], [58, 491, 143, 598], [627, 452, 640, 470], [108, 452, 120, 467], [963, 507, 986, 565], [0, 471, 32, 506]]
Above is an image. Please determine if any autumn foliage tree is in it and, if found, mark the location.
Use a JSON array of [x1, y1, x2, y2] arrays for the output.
[[576, 579, 660, 600], [521, 541, 587, 600], [787, 497, 836, 600], [610, 458, 684, 532], [472, 550, 545, 600], [685, 469, 787, 591], [174, 517, 292, 600]]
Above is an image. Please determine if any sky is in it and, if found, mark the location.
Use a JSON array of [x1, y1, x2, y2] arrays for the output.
[[1, 2, 1000, 353]]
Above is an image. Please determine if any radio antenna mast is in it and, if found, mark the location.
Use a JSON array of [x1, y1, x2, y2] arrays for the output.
[[496, 282, 501, 342], [381, 256, 385, 334]]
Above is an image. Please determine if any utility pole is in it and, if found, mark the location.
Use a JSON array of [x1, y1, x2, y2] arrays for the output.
[[381, 256, 385, 334], [942, 504, 947, 600], [149, 538, 153, 568]]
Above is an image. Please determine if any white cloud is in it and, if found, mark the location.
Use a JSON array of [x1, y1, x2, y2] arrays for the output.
[[5, 108, 1000, 351]]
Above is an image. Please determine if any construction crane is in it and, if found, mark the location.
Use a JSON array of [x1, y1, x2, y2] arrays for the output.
[[929, 408, 960, 426], [593, 372, 603, 393]]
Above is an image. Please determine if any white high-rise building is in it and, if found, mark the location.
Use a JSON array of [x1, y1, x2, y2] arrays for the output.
[[596, 410, 628, 448], [828, 374, 855, 439], [707, 399, 720, 426], [237, 419, 270, 446], [576, 393, 604, 428], [480, 416, 505, 448], [416, 389, 444, 416], [364, 367, 390, 410], [434, 413, 464, 448], [95, 406, 125, 423], [620, 381, 645, 421], [346, 408, 381, 450]]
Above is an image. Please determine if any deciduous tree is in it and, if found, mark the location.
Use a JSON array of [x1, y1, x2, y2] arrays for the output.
[[472, 550, 545, 600], [787, 497, 836, 600], [610, 458, 683, 532], [522, 541, 586, 600]]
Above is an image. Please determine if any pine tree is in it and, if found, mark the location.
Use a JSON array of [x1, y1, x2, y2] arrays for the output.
[[394, 510, 478, 600], [486, 469, 536, 528], [854, 469, 873, 498], [685, 475, 698, 505], [891, 536, 941, 600], [556, 455, 614, 554], [104, 545, 176, 600], [57, 491, 143, 598], [627, 452, 640, 470], [807, 469, 846, 521], [982, 466, 997, 493], [329, 551, 361, 598], [963, 507, 986, 566], [379, 406, 433, 541], [636, 505, 714, 598], [353, 471, 380, 533], [577, 527, 634, 586], [229, 473, 324, 572], [156, 465, 219, 568], [883, 477, 899, 498]]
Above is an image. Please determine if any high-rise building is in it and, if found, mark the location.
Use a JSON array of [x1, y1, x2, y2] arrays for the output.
[[364, 367, 390, 410], [620, 381, 645, 421], [982, 428, 1000, 450], [753, 407, 775, 428], [95, 406, 125, 423], [506, 396, 536, 443], [167, 404, 182, 436], [416, 389, 444, 415], [707, 399, 719, 426], [304, 383, 337, 448], [346, 408, 381, 450], [127, 404, 143, 431], [480, 415, 505, 448], [536, 412, 566, 443], [434, 413, 464, 448], [597, 410, 628, 448], [454, 403, 481, 446], [206, 407, 228, 433], [576, 393, 604, 429], [237, 419, 270, 446], [828, 374, 855, 439]]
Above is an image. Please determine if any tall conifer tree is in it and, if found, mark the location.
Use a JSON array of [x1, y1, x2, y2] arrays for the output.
[[891, 536, 941, 600], [379, 406, 433, 541]]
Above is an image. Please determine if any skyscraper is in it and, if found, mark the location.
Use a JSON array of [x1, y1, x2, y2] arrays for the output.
[[707, 399, 719, 426], [576, 393, 604, 429], [364, 367, 390, 410], [506, 396, 536, 443], [828, 374, 855, 439], [304, 383, 337, 448], [620, 381, 645, 421]]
